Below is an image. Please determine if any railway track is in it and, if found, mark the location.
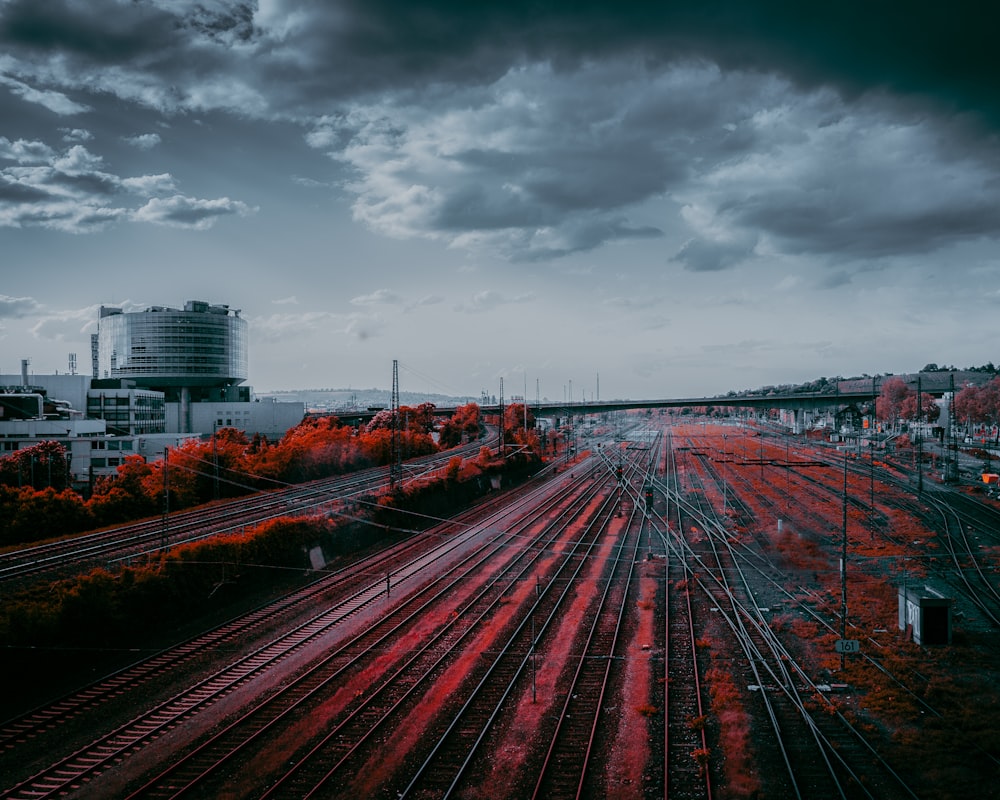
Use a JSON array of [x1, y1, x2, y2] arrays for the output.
[[0, 452, 588, 799], [395, 449, 651, 799], [8, 418, 994, 798], [528, 442, 657, 799], [656, 427, 713, 799], [653, 429, 919, 798], [774, 436, 1000, 628], [687, 424, 1000, 787], [0, 439, 490, 586]]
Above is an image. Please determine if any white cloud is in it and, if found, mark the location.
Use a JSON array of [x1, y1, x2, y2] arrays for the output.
[[455, 289, 535, 313], [0, 137, 56, 164], [350, 289, 400, 306], [60, 128, 93, 143], [603, 295, 664, 311], [132, 195, 256, 229], [29, 304, 101, 341], [123, 133, 162, 150], [251, 310, 339, 342], [343, 313, 383, 341], [121, 173, 177, 195], [0, 137, 247, 232], [0, 294, 42, 319], [0, 74, 90, 115], [404, 294, 444, 312]]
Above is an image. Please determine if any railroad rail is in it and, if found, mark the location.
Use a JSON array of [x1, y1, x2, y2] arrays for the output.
[[1, 452, 590, 799], [0, 438, 491, 586]]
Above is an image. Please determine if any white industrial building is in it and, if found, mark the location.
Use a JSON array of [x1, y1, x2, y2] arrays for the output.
[[2, 300, 305, 488]]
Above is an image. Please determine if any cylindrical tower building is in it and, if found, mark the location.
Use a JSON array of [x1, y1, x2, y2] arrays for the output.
[[96, 301, 248, 393]]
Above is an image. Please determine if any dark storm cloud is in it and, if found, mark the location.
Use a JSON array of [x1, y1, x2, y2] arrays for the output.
[[331, 62, 755, 258], [2, 0, 999, 264], [0, 0, 264, 115], [672, 233, 759, 273], [2, 1, 996, 121], [677, 100, 1000, 265], [510, 217, 663, 263], [262, 1, 1000, 123], [0, 175, 49, 202], [0, 0, 175, 63], [733, 194, 1000, 260]]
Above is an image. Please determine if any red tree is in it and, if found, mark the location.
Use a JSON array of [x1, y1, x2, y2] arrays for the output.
[[954, 377, 1000, 441], [877, 377, 912, 428], [438, 403, 481, 448], [899, 392, 939, 424]]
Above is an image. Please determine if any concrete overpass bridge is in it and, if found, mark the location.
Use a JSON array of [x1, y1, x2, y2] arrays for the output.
[[495, 390, 877, 417], [492, 390, 878, 434], [329, 390, 878, 432]]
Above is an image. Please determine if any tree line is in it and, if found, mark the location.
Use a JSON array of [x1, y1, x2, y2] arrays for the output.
[[877, 375, 1000, 438]]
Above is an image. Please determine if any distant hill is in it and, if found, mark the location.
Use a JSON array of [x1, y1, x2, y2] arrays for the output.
[[258, 388, 479, 412], [838, 370, 995, 394]]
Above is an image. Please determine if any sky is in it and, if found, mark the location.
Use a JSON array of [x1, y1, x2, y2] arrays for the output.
[[2, 1, 1000, 402]]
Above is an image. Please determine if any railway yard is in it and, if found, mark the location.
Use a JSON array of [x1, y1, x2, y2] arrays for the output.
[[2, 418, 999, 799]]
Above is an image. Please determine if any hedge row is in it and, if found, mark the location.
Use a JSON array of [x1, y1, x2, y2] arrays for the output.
[[1, 450, 541, 652]]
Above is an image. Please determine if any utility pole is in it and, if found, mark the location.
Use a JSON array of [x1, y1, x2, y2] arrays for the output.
[[871, 376, 876, 520], [722, 433, 728, 513], [499, 377, 505, 456], [161, 446, 169, 555], [916, 376, 923, 495], [944, 373, 958, 483], [212, 420, 220, 501], [785, 432, 790, 510], [390, 359, 402, 490], [841, 450, 848, 669]]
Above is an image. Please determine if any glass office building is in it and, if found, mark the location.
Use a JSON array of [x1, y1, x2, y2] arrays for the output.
[[96, 301, 248, 391]]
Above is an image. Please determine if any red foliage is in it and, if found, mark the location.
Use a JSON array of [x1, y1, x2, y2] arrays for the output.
[[954, 376, 1000, 431], [438, 403, 481, 448], [0, 440, 71, 491], [1, 403, 484, 547]]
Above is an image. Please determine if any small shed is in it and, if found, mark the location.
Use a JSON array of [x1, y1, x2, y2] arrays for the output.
[[898, 585, 952, 645]]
